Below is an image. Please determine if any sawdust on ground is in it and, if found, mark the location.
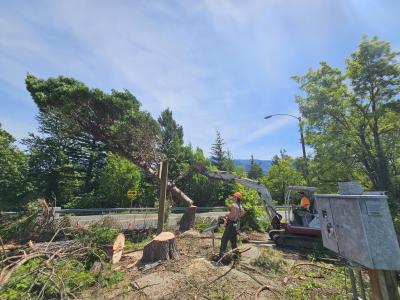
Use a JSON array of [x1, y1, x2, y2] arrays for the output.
[[87, 231, 350, 300]]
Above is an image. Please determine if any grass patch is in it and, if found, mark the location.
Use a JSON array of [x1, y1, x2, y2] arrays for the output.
[[124, 237, 152, 251], [251, 249, 287, 274]]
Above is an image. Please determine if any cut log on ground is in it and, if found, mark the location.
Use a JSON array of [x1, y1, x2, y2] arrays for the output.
[[141, 232, 179, 263], [104, 233, 125, 264], [179, 205, 197, 232]]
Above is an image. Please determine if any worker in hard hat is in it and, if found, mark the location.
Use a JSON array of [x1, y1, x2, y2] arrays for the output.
[[217, 192, 245, 260]]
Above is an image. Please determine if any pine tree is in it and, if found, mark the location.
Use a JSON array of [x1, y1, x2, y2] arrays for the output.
[[248, 155, 264, 179], [210, 130, 226, 170], [158, 108, 184, 179]]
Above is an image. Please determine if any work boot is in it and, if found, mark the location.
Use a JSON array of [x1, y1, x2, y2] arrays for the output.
[[212, 253, 222, 262]]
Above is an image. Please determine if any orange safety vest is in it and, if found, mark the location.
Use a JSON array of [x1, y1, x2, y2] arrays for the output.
[[300, 196, 310, 209]]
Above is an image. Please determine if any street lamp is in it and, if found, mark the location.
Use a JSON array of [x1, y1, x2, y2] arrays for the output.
[[264, 114, 310, 184]]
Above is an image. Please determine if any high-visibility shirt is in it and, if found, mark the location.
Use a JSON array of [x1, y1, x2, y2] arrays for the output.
[[300, 196, 310, 209]]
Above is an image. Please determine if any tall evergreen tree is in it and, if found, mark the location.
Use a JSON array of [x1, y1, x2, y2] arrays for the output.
[[210, 130, 225, 169], [248, 155, 264, 179], [210, 130, 235, 171], [23, 112, 106, 206], [158, 108, 184, 179]]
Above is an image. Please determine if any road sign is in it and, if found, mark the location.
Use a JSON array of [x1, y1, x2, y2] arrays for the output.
[[127, 189, 137, 198]]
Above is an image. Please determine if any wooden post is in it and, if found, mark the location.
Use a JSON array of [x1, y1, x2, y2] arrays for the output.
[[356, 270, 366, 300], [157, 161, 168, 234], [368, 269, 400, 300], [348, 267, 358, 300]]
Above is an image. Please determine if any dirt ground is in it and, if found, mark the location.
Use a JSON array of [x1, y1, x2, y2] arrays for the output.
[[84, 230, 360, 300]]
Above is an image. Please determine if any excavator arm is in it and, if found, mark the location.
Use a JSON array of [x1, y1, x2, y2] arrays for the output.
[[203, 170, 283, 229]]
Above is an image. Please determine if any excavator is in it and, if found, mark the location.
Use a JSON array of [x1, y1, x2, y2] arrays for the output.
[[204, 169, 322, 249]]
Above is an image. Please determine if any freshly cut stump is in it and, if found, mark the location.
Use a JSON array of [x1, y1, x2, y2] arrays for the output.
[[141, 232, 179, 263], [179, 205, 197, 232], [104, 233, 125, 264]]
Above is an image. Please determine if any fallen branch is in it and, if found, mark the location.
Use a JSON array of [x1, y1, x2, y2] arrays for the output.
[[208, 263, 235, 285], [235, 268, 265, 286], [254, 285, 281, 300], [0, 252, 50, 290], [216, 247, 251, 265]]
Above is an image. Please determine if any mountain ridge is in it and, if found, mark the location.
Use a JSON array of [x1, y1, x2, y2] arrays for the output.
[[233, 159, 272, 173]]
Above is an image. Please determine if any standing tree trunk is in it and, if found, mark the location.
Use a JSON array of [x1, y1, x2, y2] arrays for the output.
[[178, 205, 197, 232]]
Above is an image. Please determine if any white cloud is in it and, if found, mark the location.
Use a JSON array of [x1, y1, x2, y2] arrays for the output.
[[229, 116, 297, 149]]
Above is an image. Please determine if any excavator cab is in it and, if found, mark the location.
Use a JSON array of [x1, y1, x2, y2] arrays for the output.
[[269, 186, 322, 249], [284, 186, 319, 228]]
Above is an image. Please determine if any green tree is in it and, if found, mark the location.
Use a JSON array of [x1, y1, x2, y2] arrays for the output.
[[23, 112, 106, 207], [25, 74, 195, 207], [262, 154, 305, 204], [293, 36, 400, 195], [248, 155, 264, 179], [96, 153, 141, 207], [210, 130, 234, 171], [177, 147, 234, 206], [0, 124, 32, 210], [158, 108, 184, 179]]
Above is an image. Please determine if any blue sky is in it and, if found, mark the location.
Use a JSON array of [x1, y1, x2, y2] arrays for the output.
[[1, 0, 399, 159]]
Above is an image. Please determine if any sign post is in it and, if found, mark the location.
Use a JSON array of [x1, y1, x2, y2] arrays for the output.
[[157, 161, 168, 234], [127, 189, 137, 208]]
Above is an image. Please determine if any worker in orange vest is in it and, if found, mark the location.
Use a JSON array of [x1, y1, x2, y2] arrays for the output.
[[292, 191, 310, 225], [298, 191, 310, 210]]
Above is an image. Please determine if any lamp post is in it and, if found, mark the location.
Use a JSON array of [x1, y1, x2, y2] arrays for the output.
[[264, 114, 310, 184]]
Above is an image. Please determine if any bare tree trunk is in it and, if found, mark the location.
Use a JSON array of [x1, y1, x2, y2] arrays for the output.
[[178, 205, 197, 232]]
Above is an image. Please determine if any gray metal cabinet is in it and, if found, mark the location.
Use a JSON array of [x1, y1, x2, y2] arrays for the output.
[[315, 194, 400, 270]]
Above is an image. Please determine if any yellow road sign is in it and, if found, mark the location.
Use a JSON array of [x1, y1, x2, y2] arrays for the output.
[[127, 189, 137, 197]]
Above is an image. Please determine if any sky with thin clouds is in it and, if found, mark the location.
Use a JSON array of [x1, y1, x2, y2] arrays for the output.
[[1, 0, 399, 159]]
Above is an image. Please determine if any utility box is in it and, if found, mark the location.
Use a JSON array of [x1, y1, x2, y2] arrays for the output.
[[315, 193, 400, 270]]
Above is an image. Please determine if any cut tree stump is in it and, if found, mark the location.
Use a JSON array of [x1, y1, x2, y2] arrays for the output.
[[141, 232, 179, 263], [179, 205, 197, 232], [104, 233, 125, 264]]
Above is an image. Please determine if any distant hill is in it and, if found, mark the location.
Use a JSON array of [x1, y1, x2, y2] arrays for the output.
[[233, 159, 272, 174]]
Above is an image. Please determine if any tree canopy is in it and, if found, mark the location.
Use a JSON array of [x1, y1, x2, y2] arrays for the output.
[[293, 36, 400, 196], [0, 124, 32, 210]]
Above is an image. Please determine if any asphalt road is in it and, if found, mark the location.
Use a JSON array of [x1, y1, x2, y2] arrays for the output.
[[63, 211, 227, 229]]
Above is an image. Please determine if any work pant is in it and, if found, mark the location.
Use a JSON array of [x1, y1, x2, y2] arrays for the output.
[[219, 220, 238, 254], [293, 208, 309, 226]]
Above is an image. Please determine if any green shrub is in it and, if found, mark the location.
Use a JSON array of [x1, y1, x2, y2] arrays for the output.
[[77, 217, 121, 246], [225, 183, 270, 232]]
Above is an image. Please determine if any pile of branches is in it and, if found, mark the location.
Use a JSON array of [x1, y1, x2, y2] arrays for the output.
[[0, 199, 55, 244], [0, 202, 123, 300]]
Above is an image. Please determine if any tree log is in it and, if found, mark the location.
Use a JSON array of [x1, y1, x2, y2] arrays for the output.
[[104, 233, 125, 264], [178, 205, 197, 232], [141, 232, 179, 263]]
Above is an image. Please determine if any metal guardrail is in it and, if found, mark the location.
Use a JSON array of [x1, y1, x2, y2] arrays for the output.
[[52, 206, 228, 215]]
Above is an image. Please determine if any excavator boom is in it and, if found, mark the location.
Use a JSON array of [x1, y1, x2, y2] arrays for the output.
[[203, 170, 282, 229]]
